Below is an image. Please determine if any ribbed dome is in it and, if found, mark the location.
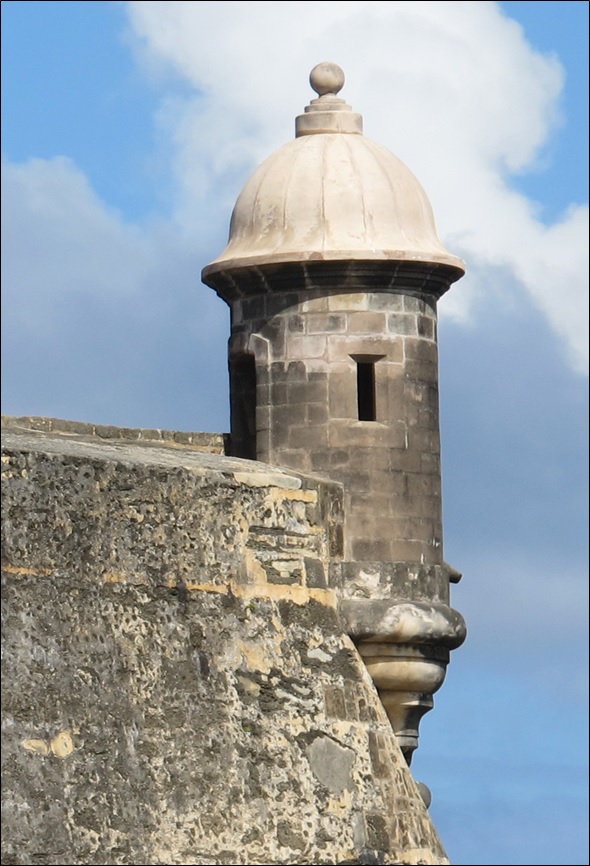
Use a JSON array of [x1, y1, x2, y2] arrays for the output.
[[203, 63, 465, 279]]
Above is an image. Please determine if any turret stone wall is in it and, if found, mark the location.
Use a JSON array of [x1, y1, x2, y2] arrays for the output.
[[1, 417, 449, 866], [226, 285, 443, 566]]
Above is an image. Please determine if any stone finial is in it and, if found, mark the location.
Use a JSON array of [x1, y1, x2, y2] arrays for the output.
[[309, 62, 345, 98], [296, 61, 363, 136]]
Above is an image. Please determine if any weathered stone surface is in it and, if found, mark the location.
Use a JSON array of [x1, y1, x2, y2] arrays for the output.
[[341, 600, 467, 648], [223, 293, 447, 567], [337, 562, 457, 605], [1, 415, 228, 454], [1, 421, 449, 866]]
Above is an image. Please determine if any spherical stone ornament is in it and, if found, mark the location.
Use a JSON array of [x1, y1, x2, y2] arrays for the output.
[[310, 62, 345, 97], [417, 782, 433, 810]]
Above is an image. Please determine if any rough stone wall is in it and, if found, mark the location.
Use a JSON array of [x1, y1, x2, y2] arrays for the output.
[[229, 288, 442, 566], [1, 420, 449, 866]]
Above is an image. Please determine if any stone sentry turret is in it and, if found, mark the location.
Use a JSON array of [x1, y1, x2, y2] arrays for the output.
[[202, 62, 466, 765]]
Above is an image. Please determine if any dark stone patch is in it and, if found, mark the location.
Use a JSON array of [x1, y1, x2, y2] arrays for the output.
[[277, 598, 341, 634], [323, 686, 346, 720], [276, 821, 306, 851], [365, 814, 390, 851], [304, 557, 327, 588]]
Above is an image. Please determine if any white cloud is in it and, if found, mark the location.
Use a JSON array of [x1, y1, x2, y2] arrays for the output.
[[127, 0, 589, 374], [1, 157, 154, 333], [513, 204, 589, 374], [2, 0, 587, 427], [1, 155, 229, 430]]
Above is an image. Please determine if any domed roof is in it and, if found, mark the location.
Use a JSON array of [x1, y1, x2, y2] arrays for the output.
[[203, 63, 465, 280]]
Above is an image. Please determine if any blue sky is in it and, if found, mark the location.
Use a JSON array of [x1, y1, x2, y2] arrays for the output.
[[1, 2, 588, 865]]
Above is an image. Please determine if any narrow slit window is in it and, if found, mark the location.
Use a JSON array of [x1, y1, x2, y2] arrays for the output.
[[357, 361, 376, 421]]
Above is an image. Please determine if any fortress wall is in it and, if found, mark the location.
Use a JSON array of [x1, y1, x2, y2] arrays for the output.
[[1, 420, 448, 866]]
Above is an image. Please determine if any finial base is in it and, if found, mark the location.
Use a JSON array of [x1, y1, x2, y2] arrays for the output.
[[296, 61, 363, 136]]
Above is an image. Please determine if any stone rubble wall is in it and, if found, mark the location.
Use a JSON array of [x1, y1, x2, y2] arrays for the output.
[[1, 419, 449, 866]]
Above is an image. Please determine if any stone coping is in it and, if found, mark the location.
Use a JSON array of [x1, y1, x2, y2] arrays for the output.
[[1, 415, 228, 454], [1, 416, 343, 497]]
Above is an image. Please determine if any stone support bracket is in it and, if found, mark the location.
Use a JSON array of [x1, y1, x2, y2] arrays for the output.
[[339, 566, 466, 764]]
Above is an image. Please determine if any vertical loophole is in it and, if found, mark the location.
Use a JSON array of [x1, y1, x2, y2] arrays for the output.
[[230, 354, 257, 459], [357, 361, 376, 421]]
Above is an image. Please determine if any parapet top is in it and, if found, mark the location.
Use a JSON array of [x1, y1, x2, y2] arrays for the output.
[[296, 62, 363, 136]]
